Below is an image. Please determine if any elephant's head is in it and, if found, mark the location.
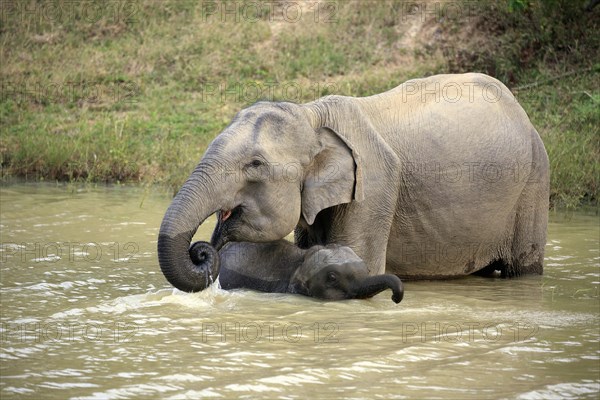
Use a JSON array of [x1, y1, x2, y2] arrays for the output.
[[289, 245, 404, 303], [158, 101, 364, 292]]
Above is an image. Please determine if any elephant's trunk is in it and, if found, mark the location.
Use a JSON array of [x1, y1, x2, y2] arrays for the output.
[[157, 164, 226, 292], [352, 274, 404, 303]]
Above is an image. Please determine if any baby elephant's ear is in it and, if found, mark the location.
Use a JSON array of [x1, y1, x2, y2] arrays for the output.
[[291, 245, 326, 285], [301, 128, 362, 225]]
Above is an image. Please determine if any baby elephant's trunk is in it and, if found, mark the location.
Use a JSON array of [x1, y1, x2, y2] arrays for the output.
[[353, 274, 404, 303]]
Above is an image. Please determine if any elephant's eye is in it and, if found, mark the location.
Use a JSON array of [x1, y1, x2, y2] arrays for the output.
[[326, 271, 337, 283], [249, 159, 263, 168]]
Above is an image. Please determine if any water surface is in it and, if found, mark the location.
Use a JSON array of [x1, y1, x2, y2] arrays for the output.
[[1, 183, 598, 399]]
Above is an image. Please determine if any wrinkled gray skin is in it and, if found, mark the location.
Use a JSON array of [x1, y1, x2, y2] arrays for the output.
[[205, 240, 403, 303], [158, 73, 549, 293]]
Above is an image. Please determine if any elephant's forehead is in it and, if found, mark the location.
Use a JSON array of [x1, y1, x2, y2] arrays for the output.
[[233, 104, 296, 132], [215, 109, 296, 153]]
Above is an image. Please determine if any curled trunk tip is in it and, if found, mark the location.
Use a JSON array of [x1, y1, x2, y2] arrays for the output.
[[390, 276, 404, 303], [353, 274, 404, 304], [158, 234, 220, 292]]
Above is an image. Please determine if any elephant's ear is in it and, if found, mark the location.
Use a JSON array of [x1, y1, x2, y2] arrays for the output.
[[301, 127, 364, 226]]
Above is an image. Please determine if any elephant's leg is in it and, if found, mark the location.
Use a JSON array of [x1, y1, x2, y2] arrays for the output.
[[506, 149, 549, 278], [331, 200, 395, 276], [507, 196, 547, 277]]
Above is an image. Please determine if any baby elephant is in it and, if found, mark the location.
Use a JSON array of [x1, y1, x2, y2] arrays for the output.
[[189, 240, 403, 303]]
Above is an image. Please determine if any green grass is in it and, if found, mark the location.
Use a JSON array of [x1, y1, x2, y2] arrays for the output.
[[516, 68, 600, 209], [430, 0, 599, 210], [1, 0, 598, 209]]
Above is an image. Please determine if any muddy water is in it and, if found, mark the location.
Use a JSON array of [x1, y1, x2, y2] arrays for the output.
[[1, 183, 598, 399]]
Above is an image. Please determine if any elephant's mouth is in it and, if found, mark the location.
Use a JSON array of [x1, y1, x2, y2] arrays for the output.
[[218, 206, 243, 224], [212, 206, 244, 250], [219, 209, 232, 222]]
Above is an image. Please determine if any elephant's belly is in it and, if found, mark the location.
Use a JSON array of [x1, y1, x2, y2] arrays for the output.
[[385, 210, 515, 279], [384, 160, 526, 278], [385, 239, 495, 279]]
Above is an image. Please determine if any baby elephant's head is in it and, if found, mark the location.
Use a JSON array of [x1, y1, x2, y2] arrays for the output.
[[288, 245, 403, 303]]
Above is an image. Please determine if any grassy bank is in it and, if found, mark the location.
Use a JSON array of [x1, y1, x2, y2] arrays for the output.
[[1, 0, 598, 209]]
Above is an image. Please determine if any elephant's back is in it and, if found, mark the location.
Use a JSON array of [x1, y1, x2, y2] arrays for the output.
[[364, 73, 534, 143], [360, 73, 542, 174]]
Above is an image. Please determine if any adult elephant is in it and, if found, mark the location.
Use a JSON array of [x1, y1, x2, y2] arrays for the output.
[[158, 73, 549, 292]]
